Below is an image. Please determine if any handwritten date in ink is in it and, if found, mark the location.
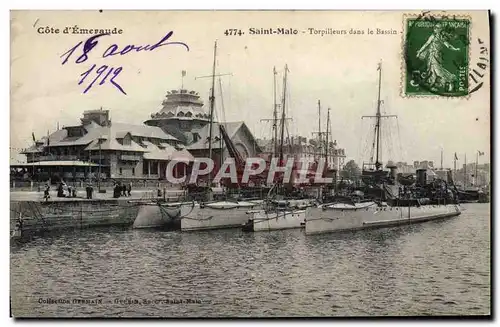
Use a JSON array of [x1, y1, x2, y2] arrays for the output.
[[60, 31, 189, 95], [79, 64, 126, 95]]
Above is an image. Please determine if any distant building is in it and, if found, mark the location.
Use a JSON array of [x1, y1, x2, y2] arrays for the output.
[[395, 161, 415, 174], [256, 135, 346, 172], [414, 160, 434, 170], [455, 163, 490, 188]]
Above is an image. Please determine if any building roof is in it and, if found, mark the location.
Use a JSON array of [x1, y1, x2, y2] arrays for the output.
[[84, 136, 147, 152], [186, 121, 251, 150], [111, 122, 179, 141], [147, 89, 210, 123], [142, 140, 176, 160], [11, 160, 99, 167], [40, 121, 179, 150], [21, 129, 69, 154], [140, 141, 195, 161]]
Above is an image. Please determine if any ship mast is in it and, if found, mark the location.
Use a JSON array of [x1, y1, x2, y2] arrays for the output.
[[279, 64, 288, 167], [218, 77, 225, 172], [361, 62, 397, 171], [318, 100, 322, 160], [374, 62, 382, 170], [261, 67, 291, 158], [207, 41, 217, 187], [325, 108, 330, 163], [273, 67, 278, 157]]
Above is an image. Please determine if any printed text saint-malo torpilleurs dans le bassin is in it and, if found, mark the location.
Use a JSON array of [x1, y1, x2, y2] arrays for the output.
[[223, 27, 398, 36]]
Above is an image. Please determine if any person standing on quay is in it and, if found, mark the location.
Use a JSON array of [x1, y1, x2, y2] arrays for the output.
[[43, 183, 50, 202], [127, 182, 132, 197]]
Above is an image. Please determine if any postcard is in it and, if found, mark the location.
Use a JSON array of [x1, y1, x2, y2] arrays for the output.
[[10, 10, 491, 318]]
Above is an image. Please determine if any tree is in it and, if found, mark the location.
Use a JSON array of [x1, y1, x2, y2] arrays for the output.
[[340, 160, 361, 180]]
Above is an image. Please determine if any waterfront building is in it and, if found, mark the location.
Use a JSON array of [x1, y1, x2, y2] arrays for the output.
[[19, 109, 193, 183], [144, 89, 261, 168], [256, 136, 346, 172], [14, 88, 262, 184]]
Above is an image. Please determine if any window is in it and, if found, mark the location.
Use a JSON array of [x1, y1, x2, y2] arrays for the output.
[[151, 162, 159, 174], [132, 168, 135, 176], [119, 168, 123, 175]]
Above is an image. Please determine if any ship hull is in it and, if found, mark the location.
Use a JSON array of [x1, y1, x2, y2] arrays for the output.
[[180, 201, 262, 231], [243, 208, 310, 232], [305, 203, 461, 235], [133, 202, 191, 229]]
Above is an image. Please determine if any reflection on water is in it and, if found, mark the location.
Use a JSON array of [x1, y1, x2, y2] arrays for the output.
[[10, 203, 490, 317]]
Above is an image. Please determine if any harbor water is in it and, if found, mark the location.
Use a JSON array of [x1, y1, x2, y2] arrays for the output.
[[10, 203, 490, 317]]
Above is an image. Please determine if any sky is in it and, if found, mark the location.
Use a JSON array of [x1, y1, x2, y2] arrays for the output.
[[10, 10, 491, 168]]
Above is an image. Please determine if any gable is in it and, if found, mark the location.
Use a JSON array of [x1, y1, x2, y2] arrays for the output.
[[230, 123, 262, 157]]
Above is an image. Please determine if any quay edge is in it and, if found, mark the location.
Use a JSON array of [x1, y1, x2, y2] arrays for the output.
[[10, 198, 141, 239]]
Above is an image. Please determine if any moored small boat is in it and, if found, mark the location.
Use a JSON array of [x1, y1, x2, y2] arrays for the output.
[[133, 201, 192, 229], [180, 200, 263, 231]]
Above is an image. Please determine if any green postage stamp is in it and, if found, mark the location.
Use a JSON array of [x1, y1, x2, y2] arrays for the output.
[[404, 14, 470, 97]]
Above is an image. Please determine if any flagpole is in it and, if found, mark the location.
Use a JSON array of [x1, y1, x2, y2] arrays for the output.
[[475, 151, 479, 187], [464, 153, 467, 189], [453, 153, 457, 181], [440, 147, 443, 170], [31, 132, 36, 181], [181, 70, 186, 89]]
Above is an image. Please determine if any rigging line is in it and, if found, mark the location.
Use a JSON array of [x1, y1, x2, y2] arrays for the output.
[[287, 71, 297, 137], [370, 121, 377, 164], [386, 128, 393, 163], [389, 119, 398, 161], [358, 122, 365, 164], [360, 120, 373, 167], [367, 122, 376, 164], [392, 120, 400, 161], [212, 96, 219, 122], [284, 79, 292, 136], [367, 121, 375, 163], [218, 77, 227, 125], [396, 117, 405, 162], [385, 125, 394, 163], [228, 68, 232, 115], [284, 123, 291, 154], [357, 119, 365, 167], [381, 121, 390, 162]]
